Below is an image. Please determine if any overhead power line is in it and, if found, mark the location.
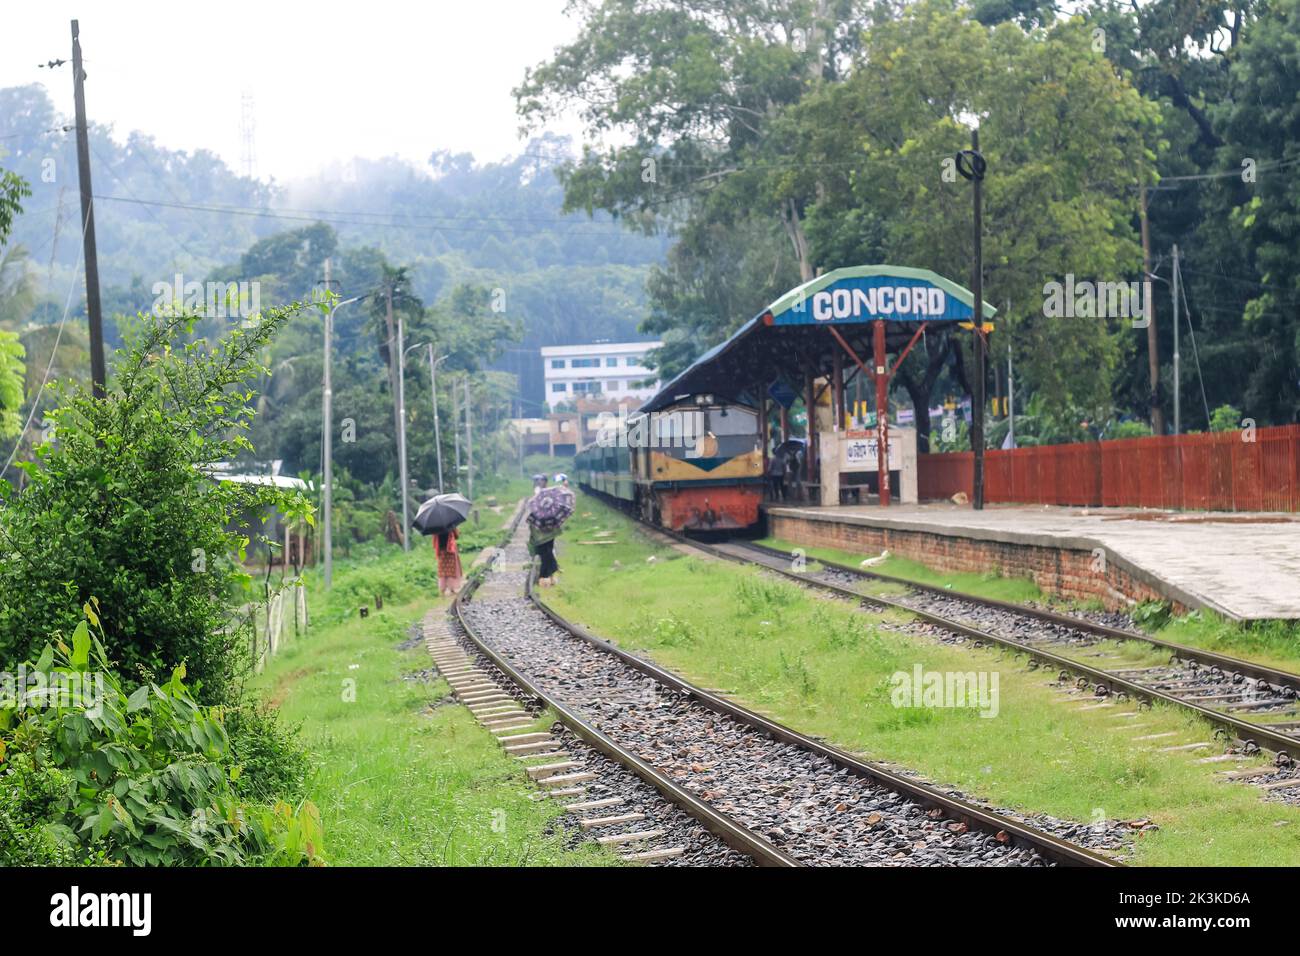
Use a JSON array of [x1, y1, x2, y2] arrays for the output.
[[93, 194, 642, 237]]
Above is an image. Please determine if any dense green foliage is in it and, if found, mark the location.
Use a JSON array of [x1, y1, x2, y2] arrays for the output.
[[521, 0, 1300, 442], [0, 612, 321, 866], [0, 303, 313, 704], [0, 167, 28, 440]]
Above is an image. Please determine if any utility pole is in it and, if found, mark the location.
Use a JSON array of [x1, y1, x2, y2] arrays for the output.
[[396, 312, 411, 551], [322, 258, 333, 587], [1139, 185, 1163, 434], [381, 280, 412, 549], [428, 344, 445, 492], [452, 376, 461, 487], [464, 378, 474, 500], [1171, 243, 1181, 436], [71, 20, 106, 398], [958, 128, 988, 510]]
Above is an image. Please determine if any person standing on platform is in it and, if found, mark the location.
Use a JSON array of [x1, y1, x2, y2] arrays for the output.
[[767, 442, 787, 501]]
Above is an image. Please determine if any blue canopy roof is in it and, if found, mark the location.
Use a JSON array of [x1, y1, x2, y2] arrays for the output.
[[640, 265, 996, 412]]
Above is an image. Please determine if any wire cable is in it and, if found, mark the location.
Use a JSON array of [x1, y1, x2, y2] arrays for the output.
[[0, 204, 89, 482]]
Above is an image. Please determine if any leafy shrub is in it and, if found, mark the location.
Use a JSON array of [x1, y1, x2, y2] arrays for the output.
[[0, 608, 323, 866], [648, 614, 696, 647], [778, 649, 817, 698], [223, 700, 310, 803], [1209, 404, 1243, 433], [0, 759, 105, 866], [809, 605, 865, 650], [1107, 419, 1153, 440], [734, 575, 798, 615], [0, 305, 315, 704], [1131, 600, 1172, 629]]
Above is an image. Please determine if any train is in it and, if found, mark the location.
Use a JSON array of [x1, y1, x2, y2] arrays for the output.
[[573, 395, 766, 532]]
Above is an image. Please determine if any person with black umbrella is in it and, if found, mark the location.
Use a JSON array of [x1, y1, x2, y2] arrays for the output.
[[413, 493, 473, 595], [433, 528, 463, 595]]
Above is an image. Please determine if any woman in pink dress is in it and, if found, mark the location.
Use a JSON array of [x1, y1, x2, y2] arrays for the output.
[[433, 529, 464, 595]]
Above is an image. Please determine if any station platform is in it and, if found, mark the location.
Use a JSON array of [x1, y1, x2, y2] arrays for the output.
[[763, 502, 1300, 621]]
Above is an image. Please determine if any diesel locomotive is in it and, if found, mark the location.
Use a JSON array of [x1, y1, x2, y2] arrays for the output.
[[573, 394, 764, 532]]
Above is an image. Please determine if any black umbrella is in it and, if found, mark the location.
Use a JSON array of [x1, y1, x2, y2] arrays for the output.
[[413, 493, 472, 535]]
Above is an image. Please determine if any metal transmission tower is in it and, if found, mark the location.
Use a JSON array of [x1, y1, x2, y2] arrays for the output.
[[239, 92, 257, 179]]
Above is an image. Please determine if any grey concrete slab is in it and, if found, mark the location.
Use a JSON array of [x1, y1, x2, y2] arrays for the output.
[[765, 502, 1300, 621]]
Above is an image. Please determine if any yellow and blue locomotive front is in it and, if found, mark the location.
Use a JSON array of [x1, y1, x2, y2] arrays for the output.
[[635, 404, 764, 531]]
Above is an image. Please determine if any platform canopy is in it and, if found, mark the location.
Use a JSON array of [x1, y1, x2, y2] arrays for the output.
[[640, 265, 996, 413]]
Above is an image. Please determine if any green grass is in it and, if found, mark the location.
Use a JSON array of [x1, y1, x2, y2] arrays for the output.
[[545, 493, 1300, 866], [251, 484, 616, 866], [1150, 612, 1300, 677], [758, 536, 1048, 605], [760, 535, 1300, 677]]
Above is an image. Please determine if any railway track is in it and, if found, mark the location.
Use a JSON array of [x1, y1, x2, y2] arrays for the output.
[[447, 515, 1115, 867], [661, 530, 1300, 766], [423, 615, 756, 866]]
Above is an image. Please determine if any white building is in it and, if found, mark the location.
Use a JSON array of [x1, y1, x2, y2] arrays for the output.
[[541, 341, 662, 409]]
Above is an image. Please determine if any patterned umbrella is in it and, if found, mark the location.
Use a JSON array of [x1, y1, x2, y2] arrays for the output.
[[527, 486, 574, 531]]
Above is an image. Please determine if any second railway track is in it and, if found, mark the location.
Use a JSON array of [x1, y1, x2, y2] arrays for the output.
[[449, 516, 1115, 867], [669, 531, 1300, 764]]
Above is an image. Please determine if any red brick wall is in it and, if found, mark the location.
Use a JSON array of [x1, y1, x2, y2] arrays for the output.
[[770, 514, 1182, 613]]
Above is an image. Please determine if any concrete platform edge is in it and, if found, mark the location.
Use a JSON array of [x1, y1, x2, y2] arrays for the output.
[[763, 505, 1243, 622]]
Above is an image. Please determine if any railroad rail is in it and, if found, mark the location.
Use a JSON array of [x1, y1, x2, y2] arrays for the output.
[[651, 526, 1300, 764], [447, 511, 795, 866], [449, 515, 1116, 867]]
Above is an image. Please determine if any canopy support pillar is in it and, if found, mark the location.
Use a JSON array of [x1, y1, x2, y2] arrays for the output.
[[874, 319, 890, 507]]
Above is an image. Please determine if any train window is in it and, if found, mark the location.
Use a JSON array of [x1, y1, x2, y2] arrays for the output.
[[706, 407, 757, 436], [656, 409, 703, 448]]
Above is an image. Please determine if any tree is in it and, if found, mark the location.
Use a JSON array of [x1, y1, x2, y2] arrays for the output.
[[517, 0, 875, 293], [1205, 0, 1300, 424], [0, 303, 314, 703], [795, 4, 1159, 440], [0, 168, 29, 442], [0, 329, 21, 440]]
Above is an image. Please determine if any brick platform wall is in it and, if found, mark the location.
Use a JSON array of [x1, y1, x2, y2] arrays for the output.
[[769, 514, 1184, 613]]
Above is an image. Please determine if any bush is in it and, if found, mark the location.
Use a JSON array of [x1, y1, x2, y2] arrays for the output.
[[1209, 404, 1243, 433], [0, 759, 105, 866], [223, 701, 310, 803], [1107, 419, 1153, 440], [0, 305, 315, 704], [0, 609, 323, 866]]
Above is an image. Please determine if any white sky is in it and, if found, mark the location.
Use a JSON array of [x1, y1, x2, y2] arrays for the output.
[[0, 0, 586, 182]]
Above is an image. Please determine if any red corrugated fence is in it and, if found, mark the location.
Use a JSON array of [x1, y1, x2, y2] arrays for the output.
[[918, 424, 1300, 512]]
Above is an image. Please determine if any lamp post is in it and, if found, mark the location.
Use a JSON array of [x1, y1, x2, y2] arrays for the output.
[[956, 120, 988, 509], [428, 346, 449, 492]]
